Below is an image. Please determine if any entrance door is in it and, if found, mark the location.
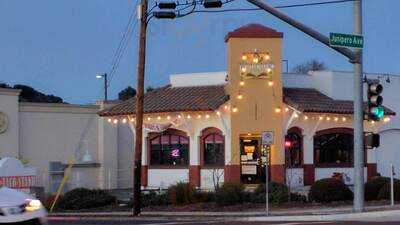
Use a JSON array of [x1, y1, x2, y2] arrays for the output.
[[240, 137, 268, 184]]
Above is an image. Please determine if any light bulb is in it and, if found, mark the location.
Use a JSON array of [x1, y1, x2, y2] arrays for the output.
[[130, 118, 135, 122], [242, 55, 247, 61], [285, 108, 289, 112], [157, 116, 161, 120], [241, 67, 246, 73], [122, 118, 127, 124], [237, 94, 243, 100], [232, 107, 238, 113], [384, 117, 391, 123], [197, 114, 202, 119], [216, 111, 221, 116], [319, 116, 324, 121], [264, 54, 270, 60], [205, 114, 210, 119], [326, 117, 331, 121], [342, 117, 347, 122], [253, 57, 259, 63], [107, 118, 112, 123], [240, 81, 245, 86], [147, 117, 151, 121], [268, 81, 274, 87], [275, 108, 281, 113], [167, 116, 171, 120], [304, 116, 308, 120], [113, 119, 118, 124], [334, 117, 339, 122], [224, 105, 229, 110], [294, 113, 299, 118], [177, 115, 182, 119], [187, 115, 191, 119]]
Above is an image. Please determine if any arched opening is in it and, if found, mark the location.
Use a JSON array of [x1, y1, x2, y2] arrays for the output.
[[314, 128, 354, 167], [148, 128, 189, 167], [200, 127, 225, 167], [285, 127, 303, 168]]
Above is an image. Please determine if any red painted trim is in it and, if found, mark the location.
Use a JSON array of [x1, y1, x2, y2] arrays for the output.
[[270, 165, 285, 184], [367, 163, 378, 180], [224, 165, 241, 183], [141, 165, 148, 187], [189, 165, 201, 187], [303, 164, 315, 185]]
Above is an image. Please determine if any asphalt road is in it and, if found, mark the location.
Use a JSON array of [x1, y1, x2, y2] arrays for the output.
[[47, 217, 400, 225]]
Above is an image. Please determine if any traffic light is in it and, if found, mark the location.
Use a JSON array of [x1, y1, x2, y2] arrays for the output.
[[365, 133, 380, 149], [203, 0, 223, 8], [367, 81, 384, 121]]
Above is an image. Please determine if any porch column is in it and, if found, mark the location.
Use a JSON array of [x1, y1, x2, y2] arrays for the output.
[[189, 134, 201, 187], [303, 134, 315, 185]]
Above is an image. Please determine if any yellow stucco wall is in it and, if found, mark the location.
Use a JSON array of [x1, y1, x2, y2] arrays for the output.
[[226, 37, 284, 166]]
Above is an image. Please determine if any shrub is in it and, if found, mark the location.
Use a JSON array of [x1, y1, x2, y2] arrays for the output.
[[377, 180, 400, 201], [253, 182, 290, 204], [365, 176, 391, 201], [168, 182, 196, 205], [215, 182, 244, 206], [194, 191, 215, 203], [57, 188, 116, 210], [141, 190, 170, 207], [309, 178, 353, 203]]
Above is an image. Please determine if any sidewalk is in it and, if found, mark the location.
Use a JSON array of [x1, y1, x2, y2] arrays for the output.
[[50, 204, 400, 218]]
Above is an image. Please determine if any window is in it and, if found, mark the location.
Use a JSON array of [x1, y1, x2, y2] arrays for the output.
[[285, 128, 303, 168], [201, 128, 225, 166], [314, 129, 353, 166], [149, 130, 189, 167]]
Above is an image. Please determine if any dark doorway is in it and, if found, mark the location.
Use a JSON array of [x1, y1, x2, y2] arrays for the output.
[[240, 137, 269, 184]]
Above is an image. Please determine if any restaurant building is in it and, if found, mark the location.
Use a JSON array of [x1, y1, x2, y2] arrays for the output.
[[99, 23, 396, 190]]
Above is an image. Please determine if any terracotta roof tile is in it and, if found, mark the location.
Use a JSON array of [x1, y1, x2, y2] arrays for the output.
[[99, 86, 395, 117], [225, 23, 283, 42]]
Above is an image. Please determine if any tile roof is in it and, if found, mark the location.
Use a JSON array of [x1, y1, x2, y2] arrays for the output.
[[98, 86, 395, 117], [98, 85, 229, 117], [225, 23, 283, 42], [283, 88, 395, 115]]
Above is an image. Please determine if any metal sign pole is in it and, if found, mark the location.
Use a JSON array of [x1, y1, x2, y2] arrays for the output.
[[391, 163, 395, 206], [265, 145, 269, 215]]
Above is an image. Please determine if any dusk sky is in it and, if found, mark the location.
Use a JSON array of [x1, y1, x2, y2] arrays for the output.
[[0, 0, 398, 104]]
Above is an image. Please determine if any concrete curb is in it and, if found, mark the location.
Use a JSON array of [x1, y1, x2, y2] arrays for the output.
[[49, 205, 399, 219], [242, 209, 400, 222]]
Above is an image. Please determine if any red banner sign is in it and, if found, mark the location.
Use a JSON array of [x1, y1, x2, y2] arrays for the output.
[[0, 176, 36, 189]]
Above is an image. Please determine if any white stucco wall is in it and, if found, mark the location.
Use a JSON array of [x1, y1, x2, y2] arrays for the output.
[[201, 168, 224, 190], [148, 169, 189, 188], [18, 103, 100, 191], [0, 88, 21, 157]]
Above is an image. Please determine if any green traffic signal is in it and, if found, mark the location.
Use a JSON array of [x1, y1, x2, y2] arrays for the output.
[[371, 106, 385, 119]]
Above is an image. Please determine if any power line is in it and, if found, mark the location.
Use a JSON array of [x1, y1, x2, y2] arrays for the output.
[[191, 0, 357, 13], [107, 0, 140, 86]]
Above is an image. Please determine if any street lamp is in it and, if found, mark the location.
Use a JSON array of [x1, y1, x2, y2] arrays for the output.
[[96, 73, 108, 101]]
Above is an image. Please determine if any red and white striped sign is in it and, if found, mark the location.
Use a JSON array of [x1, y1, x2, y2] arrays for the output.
[[0, 176, 36, 189]]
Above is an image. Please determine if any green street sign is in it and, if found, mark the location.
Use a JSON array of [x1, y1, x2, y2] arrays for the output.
[[329, 33, 364, 49]]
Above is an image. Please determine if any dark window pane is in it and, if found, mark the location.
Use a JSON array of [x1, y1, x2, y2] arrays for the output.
[[314, 132, 353, 165], [150, 133, 189, 166], [286, 132, 303, 167], [204, 133, 224, 166]]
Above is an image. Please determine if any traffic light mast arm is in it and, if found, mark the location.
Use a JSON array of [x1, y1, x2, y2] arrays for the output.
[[246, 0, 359, 63]]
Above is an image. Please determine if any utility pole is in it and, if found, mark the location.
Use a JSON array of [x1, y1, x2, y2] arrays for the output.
[[353, 0, 364, 212], [246, 0, 365, 212], [133, 0, 148, 216], [104, 74, 108, 101]]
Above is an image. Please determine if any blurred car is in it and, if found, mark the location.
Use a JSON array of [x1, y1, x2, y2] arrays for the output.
[[0, 186, 47, 224]]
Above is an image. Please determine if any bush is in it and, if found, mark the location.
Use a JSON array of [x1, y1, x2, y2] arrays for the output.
[[168, 182, 196, 205], [141, 190, 170, 207], [253, 182, 289, 204], [215, 182, 244, 206], [309, 178, 353, 203], [57, 188, 116, 210], [194, 191, 215, 203], [377, 180, 400, 201], [365, 176, 391, 201]]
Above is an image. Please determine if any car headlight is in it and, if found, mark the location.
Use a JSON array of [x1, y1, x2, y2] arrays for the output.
[[25, 199, 43, 212]]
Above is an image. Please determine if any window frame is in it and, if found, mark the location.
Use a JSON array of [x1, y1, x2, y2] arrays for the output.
[[200, 127, 225, 168], [313, 127, 356, 168], [147, 128, 190, 169], [285, 127, 304, 168]]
